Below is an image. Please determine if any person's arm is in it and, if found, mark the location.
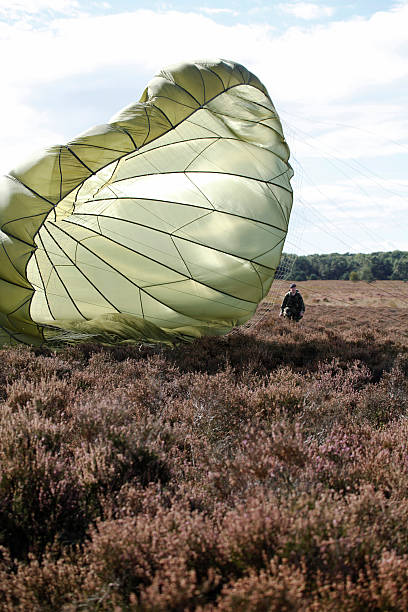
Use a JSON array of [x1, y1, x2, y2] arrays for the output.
[[280, 294, 288, 315], [299, 294, 305, 315]]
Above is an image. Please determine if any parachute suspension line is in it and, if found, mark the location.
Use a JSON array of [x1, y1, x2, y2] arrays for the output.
[[280, 108, 408, 155], [229, 170, 306, 335], [294, 141, 403, 251], [280, 117, 407, 253], [233, 125, 408, 334], [283, 209, 408, 306], [287, 175, 408, 305], [289, 155, 385, 253]]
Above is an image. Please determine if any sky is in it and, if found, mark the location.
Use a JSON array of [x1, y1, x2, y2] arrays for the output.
[[0, 0, 407, 255]]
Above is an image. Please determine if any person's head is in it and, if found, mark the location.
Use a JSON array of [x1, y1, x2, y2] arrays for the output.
[[289, 283, 297, 295]]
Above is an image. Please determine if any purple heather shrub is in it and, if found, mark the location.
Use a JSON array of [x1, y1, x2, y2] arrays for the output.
[[0, 303, 406, 609]]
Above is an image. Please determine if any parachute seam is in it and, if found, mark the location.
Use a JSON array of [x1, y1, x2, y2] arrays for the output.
[[235, 65, 246, 84], [2, 211, 47, 232], [125, 130, 290, 167], [111, 169, 292, 195], [143, 279, 200, 289], [6, 296, 31, 318], [143, 283, 256, 313], [65, 145, 96, 175], [69, 212, 277, 273], [223, 137, 287, 188], [121, 128, 138, 150], [197, 66, 205, 103], [124, 136, 219, 161], [33, 250, 55, 319], [184, 118, 226, 138], [6, 175, 55, 207], [139, 288, 144, 317], [150, 103, 175, 129], [162, 80, 201, 107], [250, 261, 271, 300], [183, 138, 221, 173], [0, 229, 34, 249], [1, 241, 30, 287], [0, 324, 31, 346], [0, 263, 33, 292], [79, 197, 286, 234], [49, 219, 236, 319], [70, 142, 131, 153], [65, 217, 191, 281], [170, 236, 194, 279], [141, 107, 151, 147], [62, 217, 260, 302], [58, 147, 63, 206], [73, 183, 81, 214], [154, 96, 197, 112], [253, 237, 285, 262], [58, 218, 186, 286], [38, 228, 88, 319], [205, 67, 226, 90], [183, 173, 216, 210], [245, 97, 278, 116], [42, 223, 121, 315], [209, 110, 289, 151], [266, 182, 290, 225], [170, 211, 213, 236]]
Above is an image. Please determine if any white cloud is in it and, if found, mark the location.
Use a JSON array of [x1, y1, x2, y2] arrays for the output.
[[1, 5, 407, 103], [0, 0, 79, 17], [0, 4, 407, 256], [288, 172, 408, 254], [199, 7, 239, 16], [0, 94, 64, 173], [278, 2, 335, 20], [281, 102, 408, 160], [0, 5, 406, 171], [259, 6, 408, 106]]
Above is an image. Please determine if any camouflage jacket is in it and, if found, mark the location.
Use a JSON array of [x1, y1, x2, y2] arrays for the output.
[[280, 290, 305, 313]]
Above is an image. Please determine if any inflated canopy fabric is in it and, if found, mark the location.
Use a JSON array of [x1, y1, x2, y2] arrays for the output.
[[0, 58, 293, 346]]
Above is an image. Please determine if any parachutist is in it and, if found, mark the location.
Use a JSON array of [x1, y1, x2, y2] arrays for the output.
[[279, 283, 305, 321]]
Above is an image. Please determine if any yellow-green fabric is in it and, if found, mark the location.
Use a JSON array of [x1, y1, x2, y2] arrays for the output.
[[0, 59, 293, 346]]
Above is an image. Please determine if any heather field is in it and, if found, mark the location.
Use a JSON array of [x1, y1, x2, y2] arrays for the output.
[[0, 281, 408, 611]]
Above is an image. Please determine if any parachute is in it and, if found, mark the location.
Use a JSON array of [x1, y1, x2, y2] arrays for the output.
[[0, 59, 293, 346]]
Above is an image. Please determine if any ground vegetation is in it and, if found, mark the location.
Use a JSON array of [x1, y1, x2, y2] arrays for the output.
[[0, 281, 407, 610]]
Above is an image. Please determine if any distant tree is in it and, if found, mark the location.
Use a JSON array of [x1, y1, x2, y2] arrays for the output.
[[391, 256, 408, 280], [370, 255, 392, 279], [282, 251, 407, 281], [360, 264, 375, 282], [349, 271, 359, 281]]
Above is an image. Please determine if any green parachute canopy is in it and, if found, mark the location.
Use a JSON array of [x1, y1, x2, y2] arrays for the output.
[[0, 59, 293, 346]]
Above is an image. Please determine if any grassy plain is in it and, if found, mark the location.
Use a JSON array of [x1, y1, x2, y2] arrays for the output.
[[0, 280, 407, 610], [290, 280, 408, 308]]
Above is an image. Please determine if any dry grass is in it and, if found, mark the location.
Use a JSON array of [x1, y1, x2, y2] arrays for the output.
[[0, 281, 407, 610], [282, 280, 408, 309]]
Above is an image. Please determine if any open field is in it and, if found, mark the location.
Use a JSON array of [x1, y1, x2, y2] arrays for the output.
[[0, 281, 407, 610], [267, 280, 408, 309]]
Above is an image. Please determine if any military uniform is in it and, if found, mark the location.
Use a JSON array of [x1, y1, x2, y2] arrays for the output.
[[280, 290, 305, 321]]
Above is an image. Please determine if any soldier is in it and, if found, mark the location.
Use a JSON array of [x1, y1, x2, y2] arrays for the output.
[[280, 283, 305, 321]]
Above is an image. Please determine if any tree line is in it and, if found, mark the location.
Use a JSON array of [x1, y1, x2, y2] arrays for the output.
[[280, 251, 408, 281]]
